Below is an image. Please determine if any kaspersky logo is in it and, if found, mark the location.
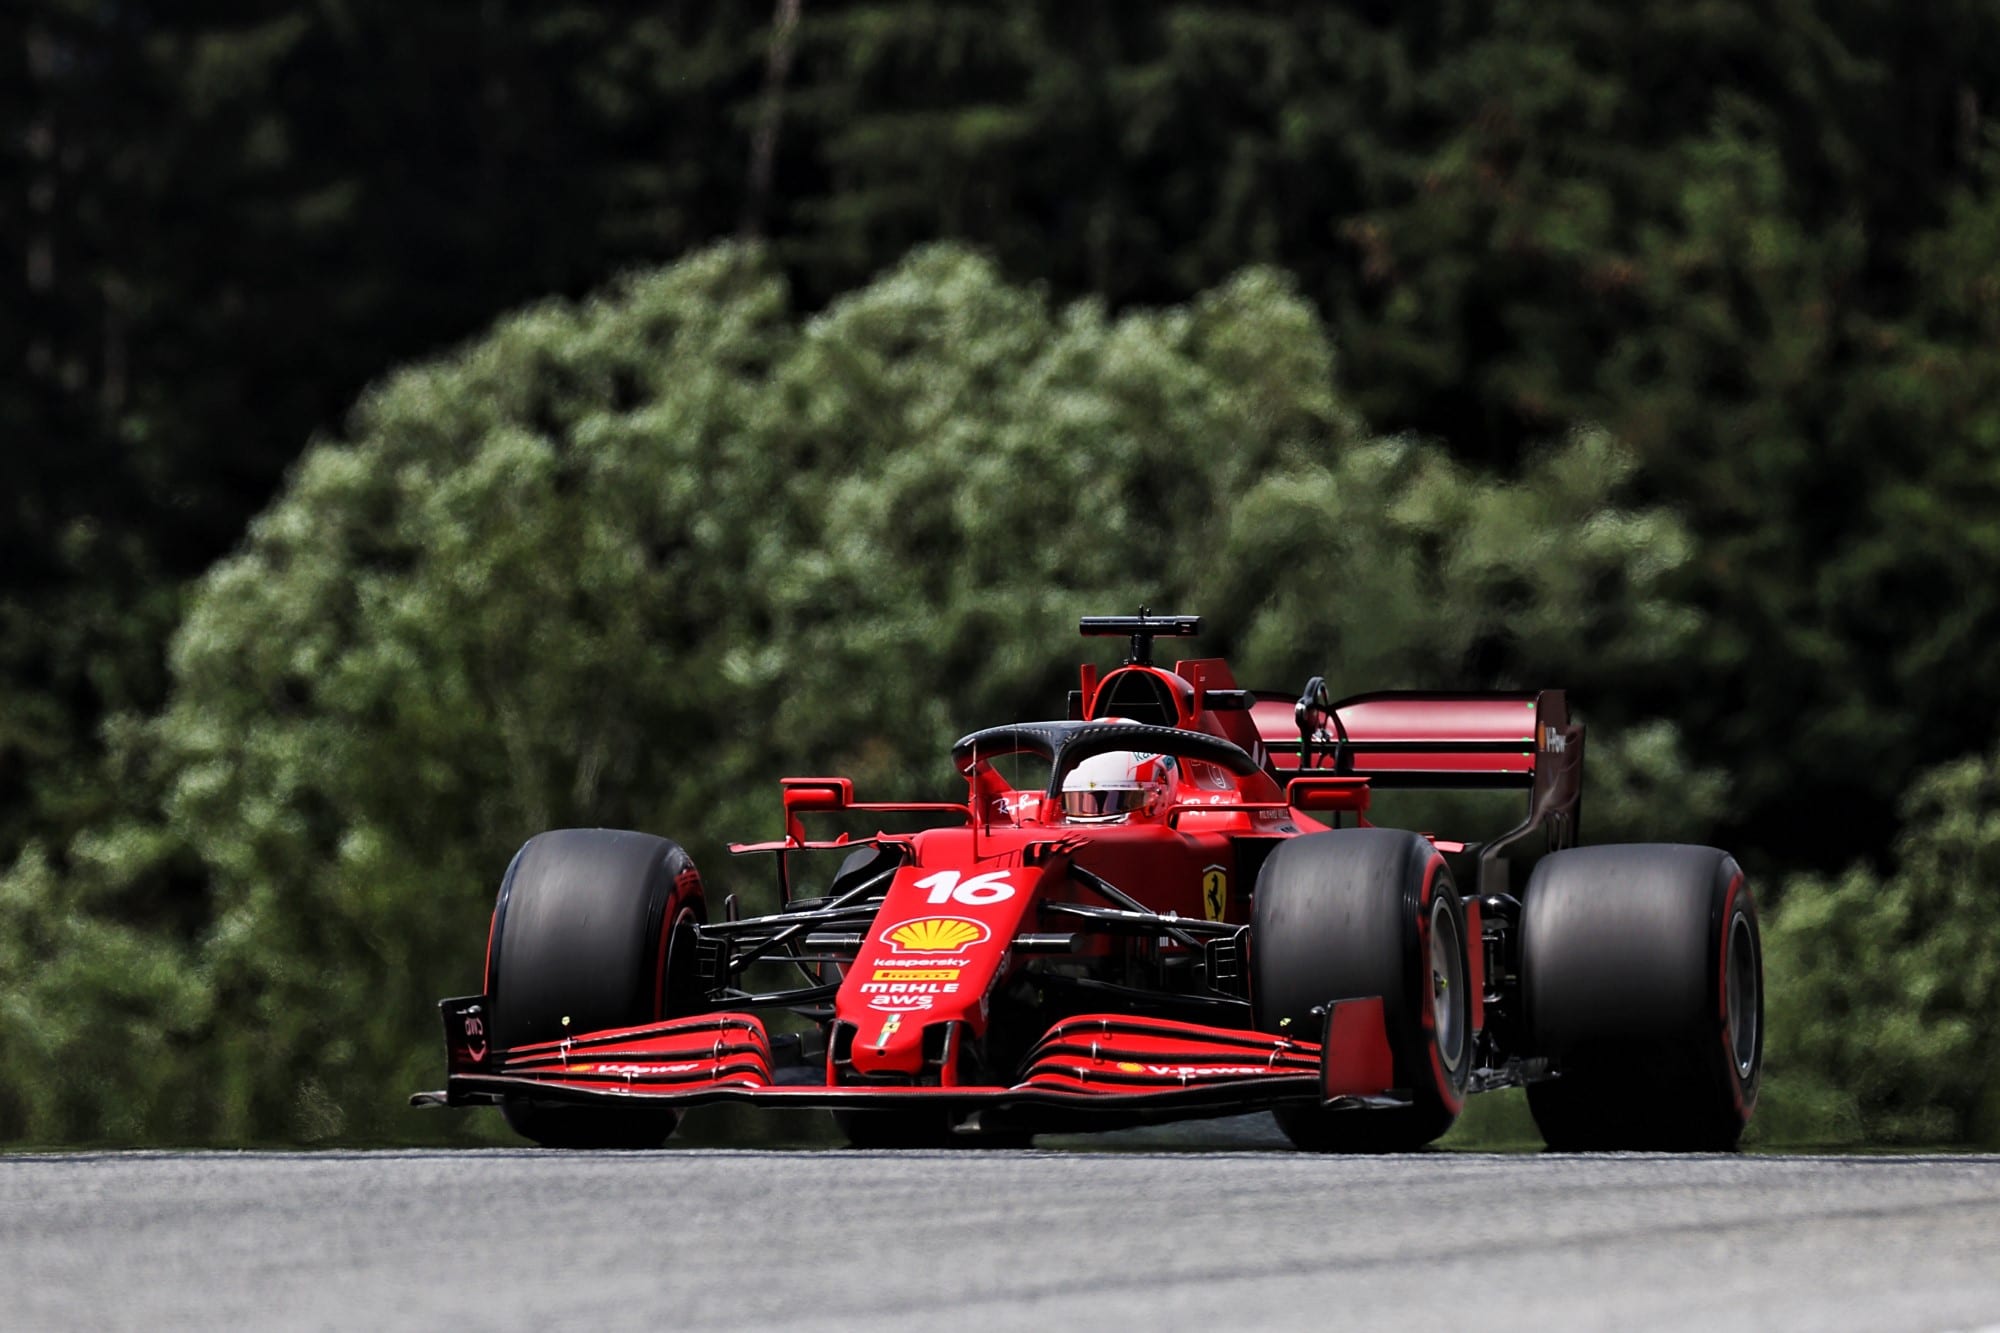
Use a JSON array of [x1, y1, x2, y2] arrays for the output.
[[881, 916, 989, 954]]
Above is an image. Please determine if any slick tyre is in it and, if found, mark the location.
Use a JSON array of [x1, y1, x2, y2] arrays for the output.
[[486, 828, 707, 1149], [1521, 843, 1761, 1151], [1252, 829, 1472, 1152]]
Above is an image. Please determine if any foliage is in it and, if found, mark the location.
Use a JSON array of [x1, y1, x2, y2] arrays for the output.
[[12, 0, 2000, 883], [1764, 747, 2000, 1145], [2, 1, 769, 870]]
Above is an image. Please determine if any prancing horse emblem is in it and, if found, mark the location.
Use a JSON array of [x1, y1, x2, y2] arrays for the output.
[[1201, 866, 1228, 922]]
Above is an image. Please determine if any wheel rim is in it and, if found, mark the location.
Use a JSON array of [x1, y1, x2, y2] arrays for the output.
[[661, 905, 703, 1016], [1726, 912, 1759, 1079], [1428, 897, 1467, 1074]]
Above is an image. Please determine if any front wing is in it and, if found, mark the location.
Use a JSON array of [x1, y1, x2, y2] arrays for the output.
[[412, 998, 1403, 1118]]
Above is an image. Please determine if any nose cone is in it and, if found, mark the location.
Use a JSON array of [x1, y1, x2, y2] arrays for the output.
[[843, 919, 984, 1077], [837, 844, 1042, 1079]]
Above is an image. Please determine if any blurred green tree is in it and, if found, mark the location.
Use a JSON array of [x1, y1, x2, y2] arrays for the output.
[[1765, 745, 2000, 1144], [1, 0, 767, 874], [11, 0, 2000, 901]]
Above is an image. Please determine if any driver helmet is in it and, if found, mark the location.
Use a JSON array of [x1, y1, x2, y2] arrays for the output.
[[1061, 743, 1177, 823]]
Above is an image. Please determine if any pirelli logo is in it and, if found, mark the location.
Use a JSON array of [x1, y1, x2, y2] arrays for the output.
[[871, 967, 962, 983]]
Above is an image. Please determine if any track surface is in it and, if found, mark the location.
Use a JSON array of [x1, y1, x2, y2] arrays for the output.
[[5, 1143, 2000, 1331]]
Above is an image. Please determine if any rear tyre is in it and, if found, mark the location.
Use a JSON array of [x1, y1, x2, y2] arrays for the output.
[[1521, 843, 1761, 1151], [487, 828, 706, 1149], [1252, 829, 1472, 1152]]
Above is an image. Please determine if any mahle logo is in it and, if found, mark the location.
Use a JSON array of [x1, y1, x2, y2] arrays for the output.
[[884, 917, 988, 953]]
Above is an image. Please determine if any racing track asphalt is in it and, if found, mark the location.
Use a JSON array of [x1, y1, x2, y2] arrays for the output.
[[4, 1136, 2000, 1332]]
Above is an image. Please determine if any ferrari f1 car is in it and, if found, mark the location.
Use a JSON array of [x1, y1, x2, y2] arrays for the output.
[[414, 613, 1762, 1151]]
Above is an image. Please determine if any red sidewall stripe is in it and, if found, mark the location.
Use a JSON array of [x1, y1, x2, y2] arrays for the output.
[[654, 886, 700, 1019], [1416, 853, 1464, 1116], [1716, 870, 1753, 1119]]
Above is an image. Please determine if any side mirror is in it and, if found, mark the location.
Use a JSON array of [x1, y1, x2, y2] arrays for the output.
[[781, 777, 854, 843], [1285, 775, 1371, 815]]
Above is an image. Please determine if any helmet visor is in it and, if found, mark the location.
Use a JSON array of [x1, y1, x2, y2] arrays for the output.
[[1062, 786, 1148, 821]]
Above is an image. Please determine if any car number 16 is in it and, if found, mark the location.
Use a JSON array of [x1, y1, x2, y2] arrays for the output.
[[916, 869, 1016, 906]]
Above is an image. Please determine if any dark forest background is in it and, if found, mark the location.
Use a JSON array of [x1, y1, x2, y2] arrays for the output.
[[6, 1, 2000, 1145]]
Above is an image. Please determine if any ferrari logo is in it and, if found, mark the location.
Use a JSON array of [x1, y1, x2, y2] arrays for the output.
[[1201, 866, 1228, 921], [874, 1013, 903, 1052]]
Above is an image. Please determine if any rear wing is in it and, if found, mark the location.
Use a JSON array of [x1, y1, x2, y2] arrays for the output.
[[1252, 687, 1584, 895]]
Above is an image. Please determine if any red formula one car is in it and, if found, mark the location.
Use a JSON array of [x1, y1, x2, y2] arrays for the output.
[[415, 613, 1762, 1151]]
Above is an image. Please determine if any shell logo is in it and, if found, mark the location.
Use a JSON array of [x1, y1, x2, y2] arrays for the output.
[[884, 916, 989, 953]]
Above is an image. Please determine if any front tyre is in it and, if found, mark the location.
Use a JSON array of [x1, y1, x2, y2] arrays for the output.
[[1521, 843, 1761, 1151], [486, 828, 707, 1149], [1252, 829, 1472, 1152]]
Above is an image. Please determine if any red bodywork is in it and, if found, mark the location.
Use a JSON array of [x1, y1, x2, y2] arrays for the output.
[[423, 629, 1581, 1131]]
